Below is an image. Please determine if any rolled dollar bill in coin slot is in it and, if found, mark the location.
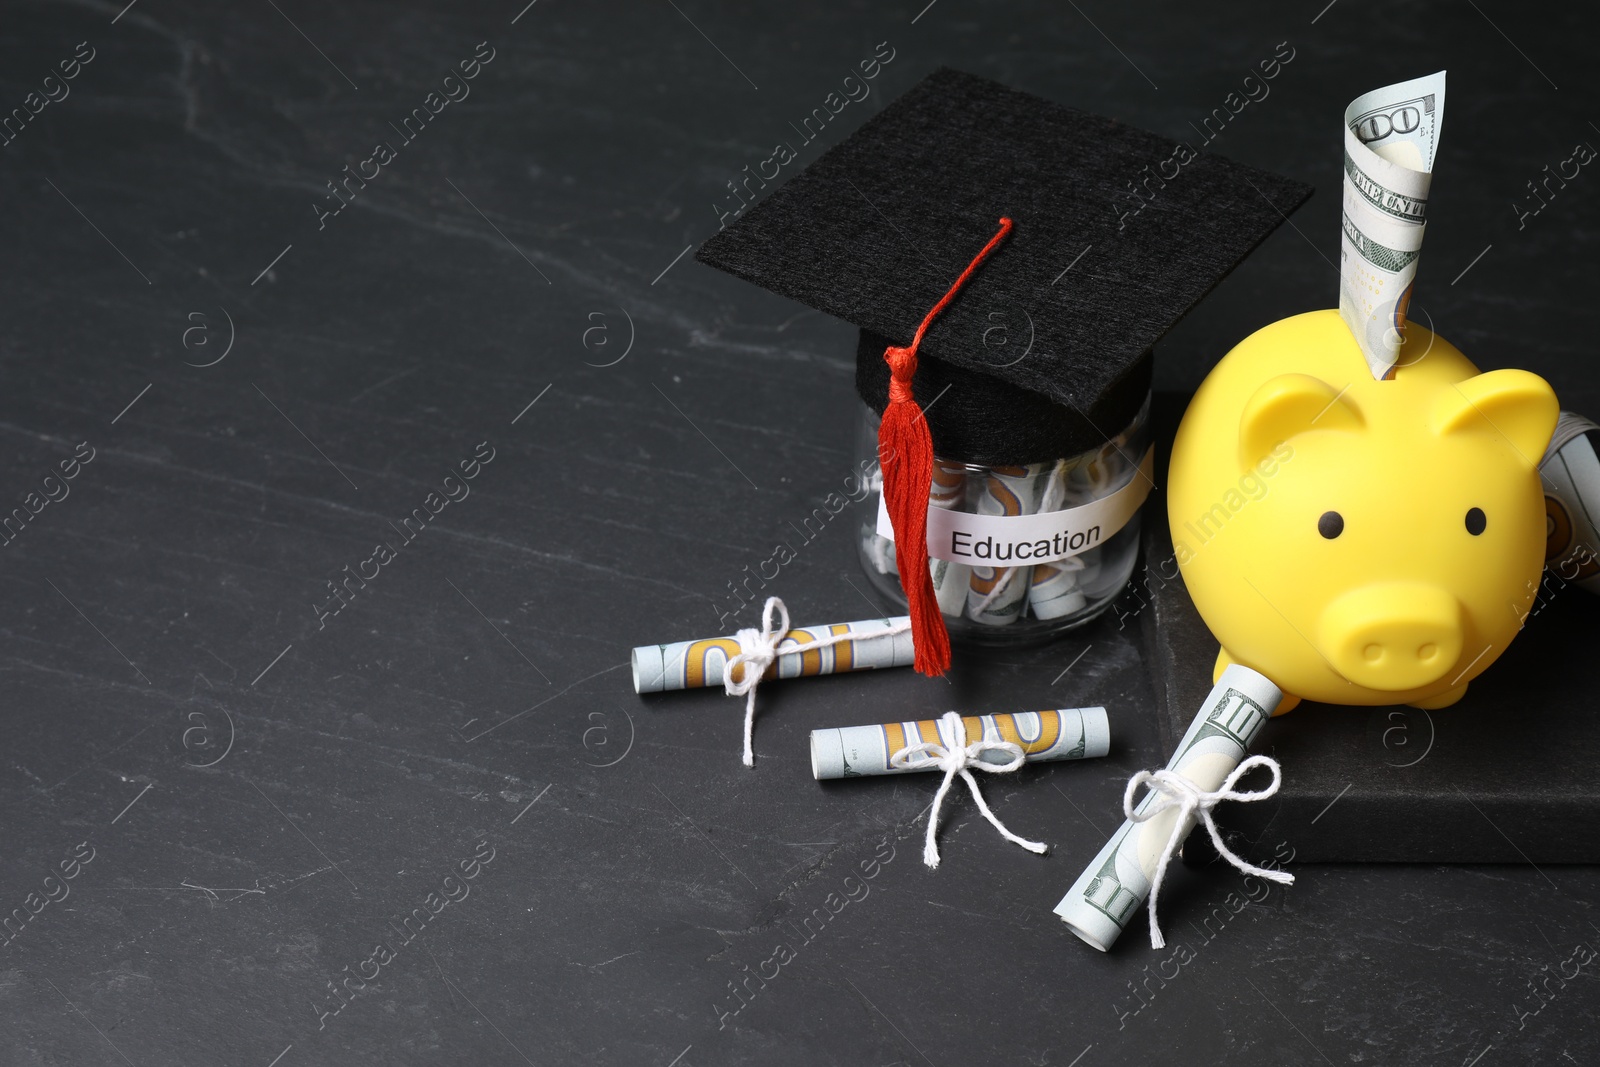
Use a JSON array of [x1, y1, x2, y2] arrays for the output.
[[1541, 412, 1600, 595], [1054, 664, 1281, 952], [1338, 71, 1447, 379], [811, 707, 1110, 779], [632, 615, 914, 694]]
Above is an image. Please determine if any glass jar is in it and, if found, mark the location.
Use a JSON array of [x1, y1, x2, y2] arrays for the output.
[[856, 395, 1151, 644]]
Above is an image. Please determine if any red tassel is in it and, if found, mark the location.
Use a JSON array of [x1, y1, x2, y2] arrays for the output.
[[878, 216, 1014, 677]]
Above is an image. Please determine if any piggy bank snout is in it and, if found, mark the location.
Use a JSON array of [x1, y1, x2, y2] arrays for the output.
[[1318, 583, 1464, 692]]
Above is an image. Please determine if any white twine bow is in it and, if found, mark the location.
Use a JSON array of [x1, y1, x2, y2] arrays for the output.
[[1124, 754, 1294, 949], [724, 597, 908, 768], [890, 710, 1049, 868]]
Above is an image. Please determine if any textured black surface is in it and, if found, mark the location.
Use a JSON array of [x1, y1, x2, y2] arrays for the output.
[[4, 1, 1600, 1066], [698, 68, 1312, 462]]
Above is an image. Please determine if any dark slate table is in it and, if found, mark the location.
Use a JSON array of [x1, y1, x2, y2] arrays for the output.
[[3, 1, 1597, 1064]]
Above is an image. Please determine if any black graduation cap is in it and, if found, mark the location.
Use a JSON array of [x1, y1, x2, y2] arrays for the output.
[[695, 67, 1313, 676], [696, 67, 1313, 467]]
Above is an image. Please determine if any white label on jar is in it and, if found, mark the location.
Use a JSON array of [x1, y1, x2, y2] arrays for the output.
[[876, 446, 1154, 564]]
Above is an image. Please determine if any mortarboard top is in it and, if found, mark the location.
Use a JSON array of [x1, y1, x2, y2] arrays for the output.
[[697, 68, 1315, 466]]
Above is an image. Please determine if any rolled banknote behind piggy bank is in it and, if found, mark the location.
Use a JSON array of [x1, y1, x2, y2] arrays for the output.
[[1542, 412, 1600, 595]]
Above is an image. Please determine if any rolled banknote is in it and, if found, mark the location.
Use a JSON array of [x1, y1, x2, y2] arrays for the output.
[[966, 463, 1049, 626], [928, 458, 968, 509], [1338, 71, 1446, 379], [632, 615, 913, 694], [1027, 559, 1089, 620], [862, 459, 973, 615], [862, 522, 898, 577], [1054, 664, 1281, 951], [1024, 458, 1077, 620], [811, 707, 1110, 779], [930, 459, 975, 616], [1066, 439, 1135, 597], [1542, 412, 1600, 595], [931, 557, 970, 615], [1028, 447, 1124, 619]]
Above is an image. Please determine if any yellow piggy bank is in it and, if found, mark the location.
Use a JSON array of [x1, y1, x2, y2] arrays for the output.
[[1169, 310, 1559, 713]]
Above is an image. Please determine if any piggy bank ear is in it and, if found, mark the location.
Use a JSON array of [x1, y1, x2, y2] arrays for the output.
[[1238, 373, 1363, 469], [1431, 369, 1559, 467]]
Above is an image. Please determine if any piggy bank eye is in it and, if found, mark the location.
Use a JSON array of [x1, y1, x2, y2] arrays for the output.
[[1465, 507, 1487, 535], [1318, 511, 1344, 539]]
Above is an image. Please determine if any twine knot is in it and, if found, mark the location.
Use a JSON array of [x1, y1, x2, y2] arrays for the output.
[[1124, 754, 1294, 949], [891, 710, 1048, 868], [724, 597, 908, 767], [723, 597, 791, 768]]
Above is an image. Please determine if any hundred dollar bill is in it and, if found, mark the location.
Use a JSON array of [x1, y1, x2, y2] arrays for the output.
[[1054, 664, 1281, 951], [632, 615, 913, 694], [811, 707, 1110, 779], [1542, 412, 1600, 595], [1338, 71, 1447, 379]]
